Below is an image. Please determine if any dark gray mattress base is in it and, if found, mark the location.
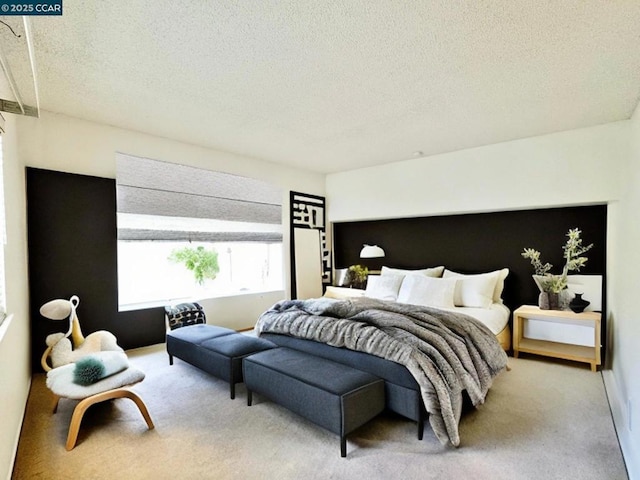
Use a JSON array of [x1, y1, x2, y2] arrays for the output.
[[261, 333, 425, 439]]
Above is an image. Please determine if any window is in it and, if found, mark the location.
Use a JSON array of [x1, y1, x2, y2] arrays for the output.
[[116, 154, 283, 309], [0, 134, 6, 325]]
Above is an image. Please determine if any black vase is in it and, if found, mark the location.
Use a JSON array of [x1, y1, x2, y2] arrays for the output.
[[569, 293, 590, 313]]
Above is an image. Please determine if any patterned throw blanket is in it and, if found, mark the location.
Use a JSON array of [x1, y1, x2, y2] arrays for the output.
[[255, 297, 508, 447]]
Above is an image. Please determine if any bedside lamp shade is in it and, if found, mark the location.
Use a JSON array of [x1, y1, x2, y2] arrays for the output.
[[360, 244, 385, 259]]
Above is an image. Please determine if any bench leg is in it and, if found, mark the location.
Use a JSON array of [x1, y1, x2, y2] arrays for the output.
[[247, 389, 253, 406], [418, 407, 425, 440], [168, 354, 173, 366], [230, 362, 236, 399], [341, 436, 347, 458]]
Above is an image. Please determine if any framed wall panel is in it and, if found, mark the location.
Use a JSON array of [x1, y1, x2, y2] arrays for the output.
[[289, 191, 330, 298]]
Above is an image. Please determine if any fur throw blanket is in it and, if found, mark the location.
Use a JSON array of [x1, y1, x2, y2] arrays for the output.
[[255, 297, 508, 447]]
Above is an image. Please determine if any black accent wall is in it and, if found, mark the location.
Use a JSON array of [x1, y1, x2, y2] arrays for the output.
[[27, 168, 166, 372], [333, 205, 607, 353]]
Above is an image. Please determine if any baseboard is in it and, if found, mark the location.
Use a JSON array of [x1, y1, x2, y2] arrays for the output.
[[6, 375, 31, 480], [603, 370, 638, 480]]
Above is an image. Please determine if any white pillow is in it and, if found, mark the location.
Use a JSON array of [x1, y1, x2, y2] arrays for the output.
[[443, 268, 509, 304], [333, 268, 349, 287], [493, 268, 509, 302], [365, 275, 404, 301], [396, 275, 456, 309], [442, 269, 502, 308], [381, 265, 445, 278]]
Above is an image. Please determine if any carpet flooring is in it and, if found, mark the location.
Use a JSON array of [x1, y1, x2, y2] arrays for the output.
[[12, 343, 628, 479]]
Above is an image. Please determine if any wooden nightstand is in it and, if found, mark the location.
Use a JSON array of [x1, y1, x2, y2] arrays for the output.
[[512, 305, 601, 371]]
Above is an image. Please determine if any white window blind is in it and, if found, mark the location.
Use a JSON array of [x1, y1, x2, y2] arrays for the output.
[[0, 134, 6, 320], [116, 154, 282, 242]]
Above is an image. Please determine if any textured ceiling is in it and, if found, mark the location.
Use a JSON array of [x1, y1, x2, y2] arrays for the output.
[[4, 1, 640, 173]]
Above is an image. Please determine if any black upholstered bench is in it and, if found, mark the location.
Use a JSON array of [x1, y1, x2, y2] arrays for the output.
[[243, 347, 385, 457], [166, 324, 275, 399]]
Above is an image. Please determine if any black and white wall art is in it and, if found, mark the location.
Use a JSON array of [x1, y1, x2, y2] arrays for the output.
[[290, 191, 331, 298]]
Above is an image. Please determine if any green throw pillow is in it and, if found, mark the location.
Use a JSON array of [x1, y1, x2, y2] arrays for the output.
[[73, 356, 106, 386]]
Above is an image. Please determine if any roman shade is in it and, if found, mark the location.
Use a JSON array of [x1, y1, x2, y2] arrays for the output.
[[116, 153, 283, 242]]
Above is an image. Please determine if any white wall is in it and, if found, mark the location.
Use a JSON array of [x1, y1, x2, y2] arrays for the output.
[[17, 111, 325, 192], [198, 291, 284, 330], [604, 104, 640, 479], [327, 121, 628, 221], [0, 115, 31, 480], [326, 119, 637, 478]]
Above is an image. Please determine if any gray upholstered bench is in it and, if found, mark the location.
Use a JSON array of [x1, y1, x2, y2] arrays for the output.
[[243, 347, 385, 457], [166, 324, 275, 399]]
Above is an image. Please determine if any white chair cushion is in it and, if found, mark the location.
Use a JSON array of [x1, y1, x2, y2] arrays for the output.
[[46, 364, 145, 399]]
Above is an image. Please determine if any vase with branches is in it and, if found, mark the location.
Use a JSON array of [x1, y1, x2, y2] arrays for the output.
[[522, 228, 593, 309]]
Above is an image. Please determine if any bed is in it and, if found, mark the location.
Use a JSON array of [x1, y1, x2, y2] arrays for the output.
[[255, 266, 510, 447], [325, 266, 512, 351]]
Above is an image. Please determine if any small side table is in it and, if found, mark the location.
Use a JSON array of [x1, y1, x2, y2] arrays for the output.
[[512, 305, 601, 371]]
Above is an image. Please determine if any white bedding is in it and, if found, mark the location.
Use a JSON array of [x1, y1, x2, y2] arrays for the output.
[[344, 268, 511, 335], [324, 288, 510, 335], [325, 267, 511, 335], [441, 303, 510, 335]]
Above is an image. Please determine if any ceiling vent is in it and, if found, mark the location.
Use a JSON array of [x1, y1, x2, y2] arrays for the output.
[[0, 18, 39, 117]]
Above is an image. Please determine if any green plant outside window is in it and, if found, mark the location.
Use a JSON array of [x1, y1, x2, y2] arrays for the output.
[[169, 246, 220, 285]]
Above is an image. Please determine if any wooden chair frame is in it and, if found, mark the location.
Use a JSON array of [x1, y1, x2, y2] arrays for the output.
[[51, 385, 154, 450]]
